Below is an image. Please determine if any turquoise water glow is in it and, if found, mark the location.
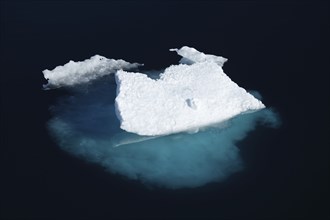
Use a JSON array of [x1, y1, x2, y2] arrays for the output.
[[47, 77, 279, 189]]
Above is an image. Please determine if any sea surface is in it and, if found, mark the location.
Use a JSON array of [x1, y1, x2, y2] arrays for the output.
[[1, 2, 329, 219]]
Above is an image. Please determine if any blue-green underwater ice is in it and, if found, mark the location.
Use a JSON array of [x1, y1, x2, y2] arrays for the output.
[[47, 79, 279, 189]]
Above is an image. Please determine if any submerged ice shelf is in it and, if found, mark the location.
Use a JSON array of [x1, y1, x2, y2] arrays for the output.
[[115, 47, 265, 136]]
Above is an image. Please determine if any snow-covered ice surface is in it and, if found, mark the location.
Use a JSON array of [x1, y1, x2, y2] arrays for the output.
[[43, 55, 141, 89], [115, 47, 265, 136], [43, 46, 280, 189]]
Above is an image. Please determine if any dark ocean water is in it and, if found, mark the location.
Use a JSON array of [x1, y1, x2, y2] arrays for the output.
[[1, 2, 329, 219]]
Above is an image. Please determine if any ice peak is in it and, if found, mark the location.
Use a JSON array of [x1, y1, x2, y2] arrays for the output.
[[170, 46, 228, 66]]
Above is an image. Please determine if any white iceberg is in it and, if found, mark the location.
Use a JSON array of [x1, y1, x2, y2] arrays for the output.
[[42, 55, 141, 89], [43, 46, 279, 189], [115, 46, 265, 136]]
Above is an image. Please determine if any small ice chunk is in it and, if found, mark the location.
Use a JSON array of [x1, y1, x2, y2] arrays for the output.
[[170, 46, 228, 66], [115, 47, 265, 136], [42, 55, 142, 89]]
